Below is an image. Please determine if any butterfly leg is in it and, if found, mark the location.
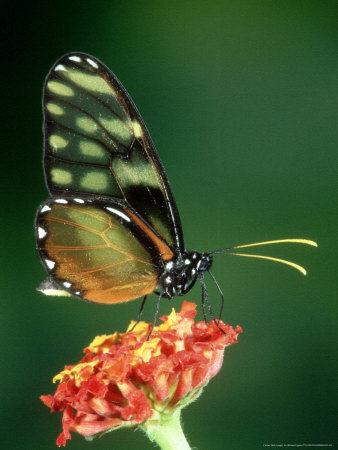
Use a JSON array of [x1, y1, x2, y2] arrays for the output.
[[129, 295, 148, 332], [198, 273, 208, 324], [207, 270, 224, 320], [147, 291, 164, 340], [198, 273, 225, 334]]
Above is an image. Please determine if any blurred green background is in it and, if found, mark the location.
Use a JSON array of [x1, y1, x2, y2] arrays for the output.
[[2, 1, 337, 449]]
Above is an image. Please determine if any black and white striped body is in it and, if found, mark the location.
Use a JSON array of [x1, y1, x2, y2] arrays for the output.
[[158, 252, 212, 299]]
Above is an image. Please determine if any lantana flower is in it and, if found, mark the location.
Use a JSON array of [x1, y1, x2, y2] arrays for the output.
[[41, 301, 242, 449]]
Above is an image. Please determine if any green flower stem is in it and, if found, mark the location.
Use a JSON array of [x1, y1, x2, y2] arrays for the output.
[[141, 408, 191, 450]]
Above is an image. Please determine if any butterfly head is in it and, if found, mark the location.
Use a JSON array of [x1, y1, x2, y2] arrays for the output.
[[158, 251, 213, 299]]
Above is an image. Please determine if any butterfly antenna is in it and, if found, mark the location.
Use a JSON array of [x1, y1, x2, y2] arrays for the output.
[[128, 295, 148, 332], [147, 292, 163, 340], [210, 238, 317, 275], [199, 273, 225, 334], [207, 270, 224, 320]]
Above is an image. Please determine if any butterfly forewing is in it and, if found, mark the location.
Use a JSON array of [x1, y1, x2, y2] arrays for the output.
[[36, 198, 164, 303], [43, 53, 183, 252]]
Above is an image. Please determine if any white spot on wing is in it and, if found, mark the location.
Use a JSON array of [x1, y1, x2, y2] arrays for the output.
[[46, 103, 64, 115], [63, 281, 72, 288], [49, 134, 68, 149], [38, 227, 47, 239], [86, 57, 99, 69], [55, 64, 66, 71], [166, 261, 174, 270], [80, 172, 107, 191], [105, 207, 131, 222], [41, 205, 51, 213], [75, 291, 80, 295], [45, 259, 55, 269], [74, 198, 85, 203], [69, 56, 82, 62], [184, 259, 191, 265], [132, 121, 143, 138], [40, 288, 72, 297], [55, 199, 68, 204], [47, 81, 74, 97], [50, 168, 72, 185]]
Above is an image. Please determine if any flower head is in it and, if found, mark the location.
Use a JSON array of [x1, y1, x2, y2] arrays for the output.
[[41, 301, 242, 447]]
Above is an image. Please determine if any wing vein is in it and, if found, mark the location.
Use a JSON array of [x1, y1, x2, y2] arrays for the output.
[[46, 244, 108, 251], [79, 259, 132, 274], [46, 154, 109, 170], [45, 216, 102, 235], [101, 233, 155, 265]]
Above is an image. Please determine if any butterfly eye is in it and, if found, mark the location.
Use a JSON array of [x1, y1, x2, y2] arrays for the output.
[[197, 255, 212, 272]]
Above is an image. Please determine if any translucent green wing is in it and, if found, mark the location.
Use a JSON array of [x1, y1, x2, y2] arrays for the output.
[[35, 197, 174, 304], [43, 52, 183, 252]]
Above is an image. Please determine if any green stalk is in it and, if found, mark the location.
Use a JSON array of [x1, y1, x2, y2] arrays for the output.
[[140, 408, 191, 450]]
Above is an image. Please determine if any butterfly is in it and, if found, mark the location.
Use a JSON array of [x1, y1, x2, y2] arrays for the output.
[[35, 53, 317, 332]]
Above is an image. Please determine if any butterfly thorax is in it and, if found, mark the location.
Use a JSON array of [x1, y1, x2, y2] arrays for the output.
[[158, 252, 212, 299]]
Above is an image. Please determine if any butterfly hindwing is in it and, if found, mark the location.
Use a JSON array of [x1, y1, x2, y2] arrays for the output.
[[43, 53, 183, 252], [35, 197, 173, 304]]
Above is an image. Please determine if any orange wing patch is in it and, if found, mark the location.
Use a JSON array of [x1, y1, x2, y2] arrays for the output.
[[125, 210, 174, 261]]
